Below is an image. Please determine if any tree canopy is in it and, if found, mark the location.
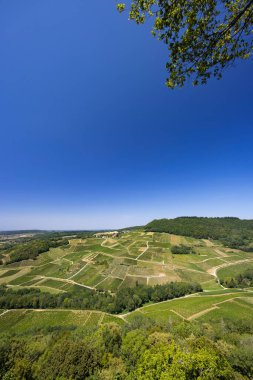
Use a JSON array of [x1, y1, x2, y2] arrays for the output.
[[117, 0, 253, 88], [145, 217, 253, 250]]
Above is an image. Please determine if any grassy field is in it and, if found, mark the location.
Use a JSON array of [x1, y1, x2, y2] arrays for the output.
[[1, 230, 252, 380], [217, 261, 253, 281], [0, 231, 252, 334], [1, 288, 252, 334], [124, 291, 253, 325], [198, 297, 253, 325], [0, 309, 124, 334], [1, 231, 253, 294]]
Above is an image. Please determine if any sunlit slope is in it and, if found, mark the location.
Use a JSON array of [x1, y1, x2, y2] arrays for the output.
[[145, 217, 253, 251], [1, 290, 253, 334], [124, 290, 253, 325], [0, 309, 124, 334], [0, 231, 252, 293]]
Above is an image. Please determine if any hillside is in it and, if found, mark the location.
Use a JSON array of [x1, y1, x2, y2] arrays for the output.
[[2, 230, 253, 293], [1, 229, 253, 312], [1, 229, 253, 379], [145, 217, 253, 251]]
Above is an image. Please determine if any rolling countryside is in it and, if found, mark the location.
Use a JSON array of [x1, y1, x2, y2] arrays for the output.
[[1, 225, 253, 333]]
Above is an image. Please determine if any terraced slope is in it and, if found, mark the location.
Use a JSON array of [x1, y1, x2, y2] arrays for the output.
[[1, 289, 252, 334], [0, 309, 124, 334], [0, 231, 252, 293], [124, 290, 253, 325]]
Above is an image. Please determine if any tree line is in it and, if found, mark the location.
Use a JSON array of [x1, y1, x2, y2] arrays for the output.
[[0, 238, 69, 264], [171, 244, 194, 254], [145, 217, 253, 251], [0, 281, 202, 314], [0, 313, 253, 379], [220, 268, 253, 288]]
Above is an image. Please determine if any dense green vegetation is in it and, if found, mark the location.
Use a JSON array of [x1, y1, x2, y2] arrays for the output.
[[0, 281, 202, 314], [146, 217, 253, 250], [33, 231, 96, 240], [1, 229, 253, 379], [1, 238, 69, 264], [171, 244, 194, 254], [117, 0, 253, 88], [0, 312, 253, 379], [221, 268, 253, 288]]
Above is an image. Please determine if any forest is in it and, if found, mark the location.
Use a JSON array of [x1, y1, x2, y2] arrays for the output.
[[0, 311, 253, 380], [0, 238, 69, 264], [170, 245, 194, 254], [0, 229, 252, 379], [0, 281, 202, 314], [145, 217, 253, 250], [220, 268, 253, 288]]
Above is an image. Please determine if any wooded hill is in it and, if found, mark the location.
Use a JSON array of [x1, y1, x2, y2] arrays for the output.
[[145, 217, 253, 251]]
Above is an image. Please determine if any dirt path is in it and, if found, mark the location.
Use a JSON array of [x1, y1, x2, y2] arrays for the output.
[[127, 273, 166, 280], [214, 248, 228, 258], [33, 275, 95, 290], [146, 273, 167, 285], [171, 309, 186, 320], [0, 267, 31, 285], [119, 292, 201, 318], [98, 313, 105, 325], [1, 308, 125, 323], [94, 250, 165, 266], [187, 296, 250, 321], [193, 257, 226, 264], [62, 258, 74, 265], [136, 241, 149, 260], [188, 306, 219, 320], [101, 239, 109, 247], [32, 284, 66, 293], [68, 253, 98, 280], [207, 258, 253, 278], [232, 299, 253, 311], [174, 265, 208, 274], [68, 262, 90, 280], [202, 239, 214, 247], [0, 310, 9, 317], [94, 277, 107, 288]]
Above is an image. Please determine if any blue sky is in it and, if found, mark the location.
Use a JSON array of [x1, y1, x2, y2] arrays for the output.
[[0, 0, 253, 230]]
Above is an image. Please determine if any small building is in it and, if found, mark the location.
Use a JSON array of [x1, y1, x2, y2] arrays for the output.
[[94, 231, 119, 239]]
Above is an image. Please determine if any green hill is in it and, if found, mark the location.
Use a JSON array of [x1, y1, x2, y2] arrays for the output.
[[1, 229, 253, 379], [145, 217, 253, 251]]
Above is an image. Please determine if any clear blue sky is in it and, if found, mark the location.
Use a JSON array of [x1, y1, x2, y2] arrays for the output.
[[0, 0, 252, 230]]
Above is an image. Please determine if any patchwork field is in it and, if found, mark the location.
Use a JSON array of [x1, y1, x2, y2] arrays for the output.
[[217, 261, 253, 281], [1, 230, 253, 334], [0, 309, 124, 334], [1, 290, 252, 334], [124, 290, 253, 325], [1, 231, 253, 294]]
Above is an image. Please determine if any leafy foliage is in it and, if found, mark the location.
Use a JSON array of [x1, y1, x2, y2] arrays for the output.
[[113, 281, 202, 312], [171, 244, 194, 254], [2, 238, 69, 264], [0, 281, 202, 313], [117, 0, 253, 88], [0, 231, 252, 379], [0, 321, 252, 379], [221, 268, 253, 288], [145, 217, 253, 250], [136, 339, 234, 379]]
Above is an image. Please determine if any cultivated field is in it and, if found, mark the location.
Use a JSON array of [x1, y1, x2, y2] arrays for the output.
[[1, 231, 253, 293], [0, 309, 123, 334], [124, 290, 253, 325], [1, 230, 253, 333], [1, 290, 252, 334]]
